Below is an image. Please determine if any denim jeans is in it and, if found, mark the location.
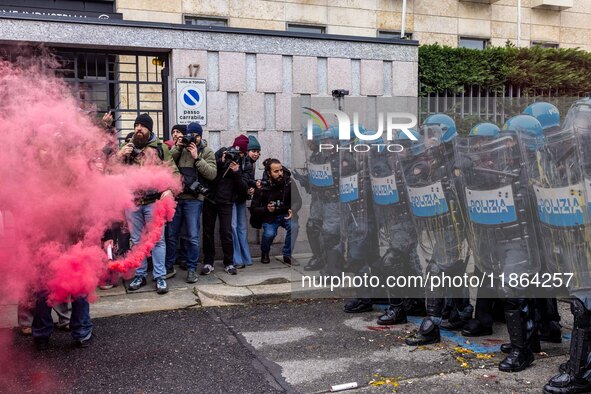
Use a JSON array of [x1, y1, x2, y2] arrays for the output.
[[261, 216, 299, 257], [166, 199, 203, 271], [32, 293, 92, 341], [19, 300, 70, 328], [232, 202, 252, 265], [125, 202, 167, 279]]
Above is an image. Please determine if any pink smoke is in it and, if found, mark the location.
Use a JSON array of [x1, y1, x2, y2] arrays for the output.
[[0, 56, 180, 306]]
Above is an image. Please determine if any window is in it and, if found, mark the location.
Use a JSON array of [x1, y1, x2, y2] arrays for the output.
[[532, 41, 559, 48], [459, 37, 488, 50], [184, 16, 228, 27], [378, 30, 413, 40], [287, 24, 326, 34]]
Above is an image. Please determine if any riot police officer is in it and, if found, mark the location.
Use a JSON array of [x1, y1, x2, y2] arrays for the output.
[[372, 131, 426, 324], [457, 123, 505, 337], [543, 99, 591, 394], [402, 114, 472, 346], [300, 126, 342, 273]]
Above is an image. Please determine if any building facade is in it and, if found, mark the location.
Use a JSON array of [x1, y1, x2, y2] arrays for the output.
[[116, 0, 588, 50]]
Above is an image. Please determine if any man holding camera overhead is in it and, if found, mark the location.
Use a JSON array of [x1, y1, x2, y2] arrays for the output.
[[116, 113, 178, 294], [166, 122, 216, 284], [202, 135, 250, 276]]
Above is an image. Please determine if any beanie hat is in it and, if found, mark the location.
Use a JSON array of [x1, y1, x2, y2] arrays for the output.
[[232, 135, 249, 154], [187, 122, 203, 136], [247, 135, 261, 151], [134, 113, 153, 132], [171, 124, 187, 135]]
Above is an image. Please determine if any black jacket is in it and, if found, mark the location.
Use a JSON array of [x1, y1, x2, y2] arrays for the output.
[[250, 174, 302, 224], [242, 156, 257, 189], [211, 147, 249, 204]]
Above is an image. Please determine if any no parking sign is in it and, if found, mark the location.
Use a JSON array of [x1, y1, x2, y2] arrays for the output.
[[176, 78, 207, 125]]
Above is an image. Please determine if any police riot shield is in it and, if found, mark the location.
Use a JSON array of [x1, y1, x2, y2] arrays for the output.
[[369, 141, 422, 297], [297, 125, 342, 265], [454, 133, 540, 295], [400, 126, 467, 287], [571, 101, 591, 298], [339, 137, 370, 268], [520, 128, 591, 297]]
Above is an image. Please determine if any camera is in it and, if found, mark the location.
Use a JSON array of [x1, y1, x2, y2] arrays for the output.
[[186, 180, 210, 196], [129, 143, 143, 159], [270, 200, 284, 209], [332, 89, 350, 99], [224, 147, 241, 164], [181, 133, 198, 145]]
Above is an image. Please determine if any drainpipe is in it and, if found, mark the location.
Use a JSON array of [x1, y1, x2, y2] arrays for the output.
[[401, 0, 407, 39], [517, 0, 522, 47]]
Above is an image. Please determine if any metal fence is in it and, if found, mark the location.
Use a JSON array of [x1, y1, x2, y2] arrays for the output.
[[419, 84, 587, 134]]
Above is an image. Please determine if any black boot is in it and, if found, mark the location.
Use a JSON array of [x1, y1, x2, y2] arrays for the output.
[[441, 301, 473, 331], [543, 298, 591, 394], [261, 253, 270, 264], [403, 298, 427, 316], [343, 298, 373, 313], [377, 303, 407, 325], [498, 309, 535, 372], [500, 340, 541, 354], [319, 248, 342, 276], [303, 255, 323, 271], [539, 320, 563, 343], [462, 319, 493, 337], [405, 317, 440, 346]]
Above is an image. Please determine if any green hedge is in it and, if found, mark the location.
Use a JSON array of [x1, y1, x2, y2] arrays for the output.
[[419, 44, 591, 96]]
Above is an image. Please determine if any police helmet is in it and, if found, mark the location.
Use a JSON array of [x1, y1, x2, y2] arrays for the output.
[[503, 115, 544, 150], [522, 102, 560, 133], [564, 98, 591, 132], [424, 113, 457, 143], [468, 122, 500, 138]]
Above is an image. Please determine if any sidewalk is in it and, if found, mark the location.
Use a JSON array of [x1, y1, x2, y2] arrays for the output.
[[0, 253, 317, 327]]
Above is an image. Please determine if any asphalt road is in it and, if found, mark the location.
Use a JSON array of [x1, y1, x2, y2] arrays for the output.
[[3, 299, 572, 394]]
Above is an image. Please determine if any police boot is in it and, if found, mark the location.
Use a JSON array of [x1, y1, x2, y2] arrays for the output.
[[498, 309, 536, 372], [343, 298, 373, 313], [405, 298, 443, 346], [377, 302, 407, 325], [539, 320, 563, 344], [320, 248, 342, 276], [403, 298, 427, 317], [405, 317, 440, 346], [462, 319, 493, 337], [543, 299, 591, 394], [304, 220, 324, 271], [304, 255, 323, 271], [441, 302, 473, 331], [538, 298, 562, 343]]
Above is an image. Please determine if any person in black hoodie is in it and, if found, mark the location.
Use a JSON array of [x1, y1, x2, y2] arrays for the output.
[[202, 135, 249, 275], [250, 158, 302, 265]]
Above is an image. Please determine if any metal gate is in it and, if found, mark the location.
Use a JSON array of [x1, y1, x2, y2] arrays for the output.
[[53, 49, 168, 140]]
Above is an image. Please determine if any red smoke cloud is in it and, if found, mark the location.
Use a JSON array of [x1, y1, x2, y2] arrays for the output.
[[0, 56, 180, 306]]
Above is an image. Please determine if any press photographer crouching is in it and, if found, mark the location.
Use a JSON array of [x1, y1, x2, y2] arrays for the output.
[[166, 122, 216, 283], [250, 158, 301, 265], [117, 113, 179, 294]]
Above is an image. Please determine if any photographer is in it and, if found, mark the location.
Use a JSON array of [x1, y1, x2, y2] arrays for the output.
[[166, 122, 216, 283], [231, 135, 261, 268], [202, 135, 250, 276], [250, 158, 301, 265], [116, 113, 178, 294]]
